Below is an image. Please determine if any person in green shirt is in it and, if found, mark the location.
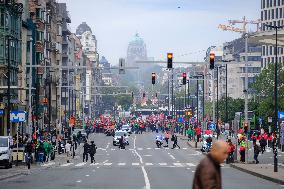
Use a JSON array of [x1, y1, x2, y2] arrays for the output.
[[187, 127, 195, 141]]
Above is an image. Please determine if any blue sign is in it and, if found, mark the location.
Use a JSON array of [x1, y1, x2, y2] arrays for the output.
[[10, 111, 26, 123], [278, 111, 284, 119], [0, 109, 4, 115], [208, 123, 216, 130], [178, 117, 184, 123], [258, 117, 263, 125]]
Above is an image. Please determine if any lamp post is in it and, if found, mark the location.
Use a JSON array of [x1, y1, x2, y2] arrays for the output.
[[264, 24, 284, 173]]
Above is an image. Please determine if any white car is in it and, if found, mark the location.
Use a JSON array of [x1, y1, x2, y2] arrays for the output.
[[113, 130, 129, 146], [0, 136, 13, 169], [121, 125, 132, 134]]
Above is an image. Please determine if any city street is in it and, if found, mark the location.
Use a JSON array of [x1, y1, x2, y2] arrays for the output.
[[0, 132, 283, 189]]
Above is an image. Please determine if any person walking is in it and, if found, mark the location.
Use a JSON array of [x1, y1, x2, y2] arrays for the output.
[[171, 134, 180, 149], [259, 136, 267, 154], [253, 142, 260, 164], [239, 138, 246, 163], [192, 140, 229, 189], [83, 140, 89, 162], [89, 141, 97, 164], [164, 131, 170, 147]]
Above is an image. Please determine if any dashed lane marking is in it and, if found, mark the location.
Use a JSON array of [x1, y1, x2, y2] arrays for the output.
[[132, 163, 140, 166], [60, 163, 73, 167], [138, 148, 143, 150], [159, 163, 167, 166], [173, 163, 183, 167], [118, 163, 126, 166], [145, 163, 153, 166], [41, 162, 55, 167], [104, 163, 112, 166], [147, 148, 152, 150], [186, 163, 196, 167]]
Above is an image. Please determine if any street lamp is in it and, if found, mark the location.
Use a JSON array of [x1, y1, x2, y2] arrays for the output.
[[264, 23, 284, 173]]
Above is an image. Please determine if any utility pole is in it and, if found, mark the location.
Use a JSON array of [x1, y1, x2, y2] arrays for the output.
[[28, 38, 33, 135], [7, 37, 11, 136]]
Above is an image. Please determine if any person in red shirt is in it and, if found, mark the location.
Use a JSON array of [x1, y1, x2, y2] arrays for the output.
[[195, 127, 201, 142], [226, 139, 235, 163]]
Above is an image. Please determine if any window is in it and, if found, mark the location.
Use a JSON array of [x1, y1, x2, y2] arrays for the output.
[[270, 46, 273, 55], [0, 10, 4, 27], [280, 8, 283, 18], [278, 20, 281, 26], [270, 0, 273, 7], [268, 10, 271, 20], [265, 10, 267, 20], [272, 9, 274, 19], [263, 0, 266, 8], [274, 0, 277, 6], [274, 21, 276, 26], [261, 11, 263, 21], [276, 8, 279, 18], [262, 46, 266, 56], [36, 8, 41, 19], [283, 0, 284, 5], [279, 0, 281, 5]]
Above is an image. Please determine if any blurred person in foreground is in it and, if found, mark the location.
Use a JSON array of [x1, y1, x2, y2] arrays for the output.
[[192, 140, 229, 189]]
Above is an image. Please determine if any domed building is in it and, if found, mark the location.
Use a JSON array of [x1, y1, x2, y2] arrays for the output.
[[126, 33, 148, 66]]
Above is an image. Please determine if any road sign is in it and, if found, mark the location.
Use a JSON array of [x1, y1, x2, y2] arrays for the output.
[[10, 111, 26, 123], [258, 117, 263, 125], [278, 112, 284, 119], [268, 117, 273, 123], [0, 109, 4, 115], [208, 122, 216, 130]]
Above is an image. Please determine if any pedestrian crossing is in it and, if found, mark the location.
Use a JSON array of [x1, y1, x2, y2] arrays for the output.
[[107, 147, 188, 151], [46, 162, 198, 168]]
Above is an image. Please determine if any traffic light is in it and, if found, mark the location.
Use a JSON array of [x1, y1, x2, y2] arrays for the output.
[[182, 72, 187, 85], [209, 53, 215, 70], [185, 109, 193, 117], [167, 53, 173, 69], [131, 92, 134, 98], [152, 72, 156, 85], [143, 93, 145, 98], [155, 93, 158, 98]]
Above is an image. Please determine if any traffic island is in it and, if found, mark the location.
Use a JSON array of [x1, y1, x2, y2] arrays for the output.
[[230, 163, 284, 185]]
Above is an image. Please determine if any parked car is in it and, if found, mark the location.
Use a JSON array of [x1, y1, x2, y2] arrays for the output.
[[0, 136, 13, 169], [121, 125, 132, 134]]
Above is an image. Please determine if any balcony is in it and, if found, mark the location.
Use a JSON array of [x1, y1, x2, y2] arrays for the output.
[[35, 41, 44, 53], [35, 19, 45, 31]]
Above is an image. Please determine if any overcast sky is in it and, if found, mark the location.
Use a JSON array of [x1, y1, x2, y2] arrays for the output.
[[57, 0, 260, 65]]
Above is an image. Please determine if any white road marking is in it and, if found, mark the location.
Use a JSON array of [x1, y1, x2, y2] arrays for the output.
[[132, 163, 140, 166], [167, 153, 171, 155], [118, 163, 126, 166], [138, 148, 143, 150], [86, 175, 90, 177], [182, 148, 187, 150], [155, 148, 160, 150], [144, 155, 152, 157], [192, 171, 195, 173], [107, 154, 110, 156], [145, 163, 153, 166], [97, 148, 106, 151], [173, 163, 183, 167], [76, 180, 82, 183], [75, 162, 86, 167], [169, 155, 176, 160], [164, 148, 170, 150], [186, 163, 196, 167], [147, 148, 152, 150], [61, 163, 73, 167], [133, 136, 151, 189], [187, 168, 191, 170], [103, 160, 109, 164], [41, 162, 55, 167], [111, 148, 116, 151], [104, 163, 112, 166], [159, 163, 167, 166]]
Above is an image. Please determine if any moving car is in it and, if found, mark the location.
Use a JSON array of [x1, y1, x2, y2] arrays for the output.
[[121, 125, 132, 134], [113, 130, 129, 146], [0, 136, 13, 169], [73, 129, 87, 138]]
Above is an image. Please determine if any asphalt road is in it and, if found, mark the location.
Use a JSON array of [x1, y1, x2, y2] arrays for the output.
[[0, 132, 283, 189]]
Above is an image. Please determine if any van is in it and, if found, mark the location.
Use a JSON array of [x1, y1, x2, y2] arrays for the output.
[[0, 136, 13, 169]]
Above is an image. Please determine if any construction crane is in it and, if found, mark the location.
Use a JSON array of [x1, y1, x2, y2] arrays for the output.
[[228, 16, 261, 32]]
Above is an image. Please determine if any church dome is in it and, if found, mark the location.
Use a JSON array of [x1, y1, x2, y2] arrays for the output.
[[129, 33, 145, 46], [76, 22, 92, 36]]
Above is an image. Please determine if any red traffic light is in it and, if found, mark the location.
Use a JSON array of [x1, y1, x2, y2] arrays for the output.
[[182, 72, 187, 85], [209, 52, 215, 70], [210, 53, 215, 60]]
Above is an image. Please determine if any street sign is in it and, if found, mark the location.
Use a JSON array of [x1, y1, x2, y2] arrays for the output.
[[268, 117, 273, 123], [258, 117, 263, 125], [278, 112, 284, 119], [208, 122, 216, 130], [0, 109, 4, 115], [10, 111, 26, 123]]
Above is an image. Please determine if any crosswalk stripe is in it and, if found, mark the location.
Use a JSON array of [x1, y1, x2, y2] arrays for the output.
[[164, 148, 170, 150], [137, 148, 143, 150], [159, 163, 167, 166], [186, 163, 196, 167], [104, 163, 112, 166], [173, 163, 183, 167], [61, 163, 73, 167], [182, 148, 187, 150], [145, 163, 153, 166], [111, 149, 116, 151], [118, 163, 126, 166], [147, 148, 152, 150], [75, 162, 86, 167], [41, 162, 55, 167], [132, 163, 140, 166]]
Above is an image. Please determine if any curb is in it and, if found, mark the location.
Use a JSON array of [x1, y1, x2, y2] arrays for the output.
[[230, 164, 284, 185], [0, 171, 27, 181]]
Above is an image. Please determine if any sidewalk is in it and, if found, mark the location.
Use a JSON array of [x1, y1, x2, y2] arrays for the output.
[[231, 163, 284, 185]]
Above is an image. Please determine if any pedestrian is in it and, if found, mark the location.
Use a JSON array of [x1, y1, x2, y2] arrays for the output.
[[192, 140, 229, 189], [259, 136, 267, 154], [239, 138, 246, 163], [164, 131, 170, 147], [253, 142, 260, 164], [83, 140, 89, 162], [119, 135, 125, 149], [65, 140, 71, 157], [37, 141, 45, 163], [89, 141, 97, 164], [171, 134, 180, 149], [226, 139, 235, 164]]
